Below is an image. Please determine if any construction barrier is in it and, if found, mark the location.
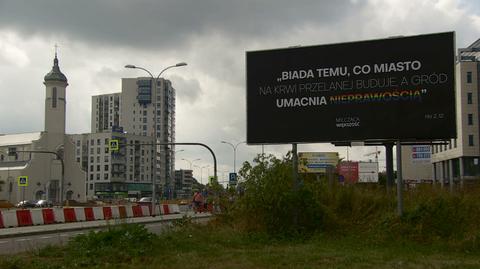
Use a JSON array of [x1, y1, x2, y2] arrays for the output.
[[84, 208, 95, 221], [63, 208, 77, 223], [42, 209, 55, 225], [0, 203, 184, 229]]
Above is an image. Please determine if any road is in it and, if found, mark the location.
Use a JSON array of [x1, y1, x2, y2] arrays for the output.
[[0, 211, 211, 255]]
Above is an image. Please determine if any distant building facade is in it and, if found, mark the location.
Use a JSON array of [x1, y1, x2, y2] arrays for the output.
[[431, 39, 480, 185], [174, 169, 193, 199]]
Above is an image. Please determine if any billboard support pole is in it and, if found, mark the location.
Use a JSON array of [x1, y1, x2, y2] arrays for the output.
[[385, 143, 394, 192], [292, 143, 299, 226], [396, 140, 404, 216]]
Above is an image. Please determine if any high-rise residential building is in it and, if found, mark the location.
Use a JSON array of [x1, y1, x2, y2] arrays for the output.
[[91, 93, 121, 132], [431, 39, 480, 186], [91, 77, 177, 198], [121, 77, 176, 198]]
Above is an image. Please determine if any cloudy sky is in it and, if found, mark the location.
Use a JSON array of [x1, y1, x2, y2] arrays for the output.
[[0, 0, 479, 184]]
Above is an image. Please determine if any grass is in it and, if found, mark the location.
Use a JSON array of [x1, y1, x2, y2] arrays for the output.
[[2, 224, 480, 269], [147, 227, 480, 269]]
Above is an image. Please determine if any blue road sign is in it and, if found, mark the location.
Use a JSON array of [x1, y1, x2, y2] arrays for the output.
[[18, 176, 28, 187], [229, 172, 237, 183]]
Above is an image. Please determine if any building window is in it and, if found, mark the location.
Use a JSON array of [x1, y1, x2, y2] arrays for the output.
[[97, 165, 100, 171], [104, 173, 109, 180], [468, 92, 473, 104], [90, 174, 93, 181], [104, 165, 109, 171], [90, 165, 93, 172], [104, 156, 109, 162], [52, 87, 57, 108], [76, 157, 80, 163], [467, 72, 472, 83], [469, 135, 474, 146], [97, 156, 100, 163], [96, 174, 100, 180], [97, 148, 101, 154], [76, 140, 81, 146], [105, 147, 109, 153], [91, 139, 94, 146], [97, 139, 101, 145], [90, 184, 93, 190], [105, 138, 109, 145], [468, 114, 474, 125]]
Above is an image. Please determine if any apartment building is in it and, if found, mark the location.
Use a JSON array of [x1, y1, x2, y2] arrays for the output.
[[71, 131, 154, 200]]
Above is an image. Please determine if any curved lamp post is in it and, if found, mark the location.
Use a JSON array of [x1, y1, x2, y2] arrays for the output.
[[182, 158, 201, 170], [221, 141, 246, 174]]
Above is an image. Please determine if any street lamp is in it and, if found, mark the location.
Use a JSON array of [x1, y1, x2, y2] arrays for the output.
[[125, 62, 187, 215], [194, 164, 209, 185], [182, 158, 200, 170], [221, 141, 246, 174]]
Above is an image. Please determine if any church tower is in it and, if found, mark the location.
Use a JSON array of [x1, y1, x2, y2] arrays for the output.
[[43, 52, 68, 134]]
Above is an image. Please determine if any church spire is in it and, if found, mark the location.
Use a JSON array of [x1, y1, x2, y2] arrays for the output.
[[44, 47, 68, 83]]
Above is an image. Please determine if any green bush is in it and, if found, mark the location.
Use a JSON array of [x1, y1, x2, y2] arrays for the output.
[[65, 223, 157, 267], [232, 154, 332, 236]]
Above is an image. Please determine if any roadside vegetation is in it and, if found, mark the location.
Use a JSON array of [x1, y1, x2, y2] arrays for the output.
[[1, 154, 480, 268]]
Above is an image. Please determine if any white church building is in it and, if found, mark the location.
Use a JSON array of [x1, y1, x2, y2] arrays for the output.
[[0, 54, 86, 204]]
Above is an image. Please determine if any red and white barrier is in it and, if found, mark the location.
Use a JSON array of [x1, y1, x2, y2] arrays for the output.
[[0, 203, 184, 229]]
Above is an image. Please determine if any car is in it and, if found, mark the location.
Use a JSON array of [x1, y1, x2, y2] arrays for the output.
[[16, 200, 37, 208], [36, 199, 53, 208], [138, 197, 152, 203]]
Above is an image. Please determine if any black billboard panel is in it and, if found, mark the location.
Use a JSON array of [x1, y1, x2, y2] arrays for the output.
[[246, 32, 456, 144]]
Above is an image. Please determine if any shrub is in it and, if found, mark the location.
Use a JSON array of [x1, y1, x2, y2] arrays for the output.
[[65, 223, 157, 267], [232, 154, 333, 237]]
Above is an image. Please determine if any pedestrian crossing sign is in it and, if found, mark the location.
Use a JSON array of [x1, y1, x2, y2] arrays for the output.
[[18, 176, 28, 187], [109, 139, 119, 151]]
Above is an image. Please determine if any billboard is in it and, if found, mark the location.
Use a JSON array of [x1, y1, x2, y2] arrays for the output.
[[246, 32, 455, 144], [337, 162, 359, 183], [298, 152, 339, 173], [358, 162, 379, 183]]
